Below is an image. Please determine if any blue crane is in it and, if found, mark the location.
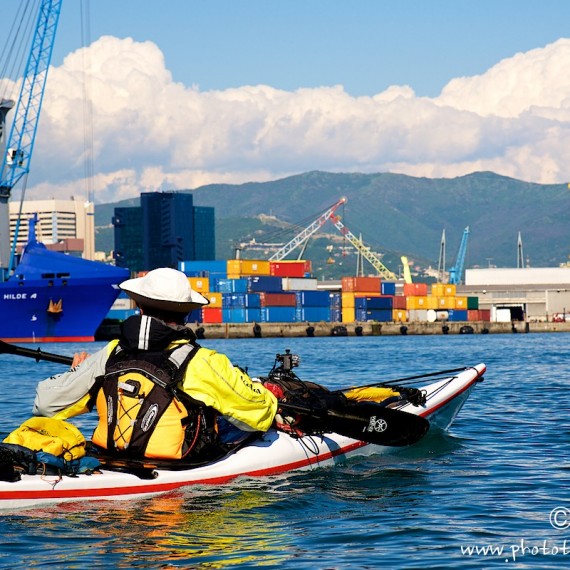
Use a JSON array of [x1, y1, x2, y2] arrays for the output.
[[0, 0, 63, 280], [448, 226, 470, 285]]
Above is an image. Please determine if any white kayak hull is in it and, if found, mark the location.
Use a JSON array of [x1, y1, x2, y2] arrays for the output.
[[0, 363, 485, 511]]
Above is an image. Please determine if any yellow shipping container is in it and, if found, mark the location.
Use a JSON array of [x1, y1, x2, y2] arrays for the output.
[[406, 296, 431, 310], [342, 292, 356, 309], [393, 309, 408, 322], [437, 296, 456, 309], [204, 292, 222, 308], [342, 306, 355, 323], [188, 277, 209, 293], [454, 296, 468, 309], [227, 259, 270, 276], [431, 283, 457, 297]]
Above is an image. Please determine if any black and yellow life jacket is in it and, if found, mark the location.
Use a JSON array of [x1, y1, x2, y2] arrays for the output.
[[91, 315, 218, 460]]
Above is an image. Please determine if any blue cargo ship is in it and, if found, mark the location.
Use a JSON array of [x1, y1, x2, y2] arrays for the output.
[[0, 221, 129, 342]]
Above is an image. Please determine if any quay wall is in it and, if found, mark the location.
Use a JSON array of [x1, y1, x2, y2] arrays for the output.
[[186, 321, 570, 339]]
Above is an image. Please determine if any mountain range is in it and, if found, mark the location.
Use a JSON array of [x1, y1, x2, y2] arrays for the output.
[[94, 171, 570, 279]]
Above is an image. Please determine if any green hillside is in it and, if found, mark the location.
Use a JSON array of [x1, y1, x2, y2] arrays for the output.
[[95, 171, 570, 277]]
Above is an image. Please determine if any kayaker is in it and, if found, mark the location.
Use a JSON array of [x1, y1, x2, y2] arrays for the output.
[[32, 267, 279, 463]]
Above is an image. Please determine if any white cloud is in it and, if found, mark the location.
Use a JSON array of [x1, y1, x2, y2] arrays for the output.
[[4, 35, 570, 204]]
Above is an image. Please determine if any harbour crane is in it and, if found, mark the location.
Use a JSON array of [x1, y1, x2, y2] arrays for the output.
[[268, 198, 347, 261], [263, 197, 397, 279], [0, 0, 63, 280], [448, 226, 470, 285]]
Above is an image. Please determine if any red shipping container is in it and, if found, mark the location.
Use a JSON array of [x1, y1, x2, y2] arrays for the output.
[[403, 283, 428, 296], [270, 261, 311, 278], [467, 310, 480, 321], [260, 292, 297, 307], [341, 276, 382, 293], [479, 309, 491, 321], [202, 307, 223, 323], [392, 295, 407, 309]]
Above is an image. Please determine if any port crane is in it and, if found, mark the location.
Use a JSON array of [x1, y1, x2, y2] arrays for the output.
[[242, 197, 398, 279], [447, 226, 470, 285], [0, 0, 63, 280]]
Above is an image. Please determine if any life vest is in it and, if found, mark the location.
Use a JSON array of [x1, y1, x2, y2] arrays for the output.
[[91, 341, 214, 460]]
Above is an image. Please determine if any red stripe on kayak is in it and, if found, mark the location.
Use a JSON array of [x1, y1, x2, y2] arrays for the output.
[[0, 440, 369, 502], [419, 366, 486, 418]]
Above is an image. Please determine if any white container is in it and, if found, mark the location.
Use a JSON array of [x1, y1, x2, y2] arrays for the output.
[[281, 277, 318, 291]]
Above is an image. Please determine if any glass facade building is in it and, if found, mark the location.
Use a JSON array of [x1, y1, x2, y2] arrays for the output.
[[113, 191, 215, 272]]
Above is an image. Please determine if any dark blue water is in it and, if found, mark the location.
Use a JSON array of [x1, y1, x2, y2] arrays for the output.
[[0, 333, 569, 569]]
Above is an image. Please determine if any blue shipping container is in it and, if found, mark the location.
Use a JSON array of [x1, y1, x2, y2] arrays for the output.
[[248, 276, 283, 293], [260, 306, 296, 323], [295, 307, 331, 322], [448, 309, 468, 322], [214, 278, 248, 293], [354, 296, 393, 310], [329, 293, 342, 309], [222, 293, 261, 309], [356, 308, 393, 322], [179, 260, 228, 276], [330, 307, 341, 322], [294, 290, 331, 307], [222, 308, 262, 323], [381, 282, 397, 296]]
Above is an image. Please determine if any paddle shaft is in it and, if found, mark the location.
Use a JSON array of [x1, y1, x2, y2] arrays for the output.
[[0, 340, 74, 366]]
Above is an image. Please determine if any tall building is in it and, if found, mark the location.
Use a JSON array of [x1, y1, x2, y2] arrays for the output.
[[113, 191, 215, 272], [9, 197, 95, 259]]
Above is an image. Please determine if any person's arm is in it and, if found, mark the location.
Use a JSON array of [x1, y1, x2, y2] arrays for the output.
[[33, 345, 109, 418], [182, 348, 278, 432]]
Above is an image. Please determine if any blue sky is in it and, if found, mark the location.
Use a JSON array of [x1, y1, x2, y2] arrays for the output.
[[49, 0, 570, 97], [2, 0, 570, 202]]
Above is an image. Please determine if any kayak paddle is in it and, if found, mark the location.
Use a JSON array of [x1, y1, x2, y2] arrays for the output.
[[0, 339, 74, 365], [279, 400, 429, 447]]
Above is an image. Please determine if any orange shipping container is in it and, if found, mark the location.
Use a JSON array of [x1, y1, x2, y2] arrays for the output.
[[454, 296, 468, 309], [403, 283, 429, 296], [431, 283, 456, 297], [227, 259, 270, 276], [393, 309, 408, 322], [406, 296, 430, 310], [188, 277, 209, 293], [341, 276, 382, 293], [204, 292, 222, 308], [392, 295, 407, 309]]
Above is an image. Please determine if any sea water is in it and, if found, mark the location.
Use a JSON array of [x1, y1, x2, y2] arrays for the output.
[[0, 332, 569, 569]]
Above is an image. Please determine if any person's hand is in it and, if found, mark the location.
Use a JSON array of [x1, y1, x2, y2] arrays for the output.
[[71, 352, 89, 367]]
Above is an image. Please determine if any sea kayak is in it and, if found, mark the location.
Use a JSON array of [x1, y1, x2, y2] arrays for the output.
[[0, 363, 485, 511]]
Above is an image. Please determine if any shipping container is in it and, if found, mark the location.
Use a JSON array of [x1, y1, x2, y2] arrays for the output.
[[341, 306, 355, 323], [454, 296, 468, 309], [403, 283, 429, 296], [341, 276, 382, 293], [260, 292, 297, 307], [406, 296, 434, 310], [354, 296, 393, 310], [448, 309, 468, 322], [480, 309, 491, 321], [202, 307, 223, 323], [260, 306, 297, 323], [408, 309, 428, 322], [179, 260, 228, 278], [329, 292, 341, 309], [431, 283, 456, 297], [188, 277, 209, 293], [381, 282, 397, 295], [330, 307, 342, 322], [227, 259, 270, 276], [248, 276, 283, 293], [392, 309, 408, 322], [204, 292, 222, 308], [281, 277, 318, 291], [467, 296, 479, 309], [222, 293, 261, 309], [356, 308, 392, 322], [296, 306, 331, 322], [213, 278, 248, 293], [437, 296, 456, 310], [392, 295, 407, 309], [294, 290, 331, 307], [269, 260, 312, 278], [222, 308, 262, 323], [186, 308, 202, 323]]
